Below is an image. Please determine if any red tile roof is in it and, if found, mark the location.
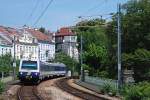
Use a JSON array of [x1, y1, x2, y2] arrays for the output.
[[55, 27, 75, 36], [26, 29, 51, 42], [0, 26, 18, 35]]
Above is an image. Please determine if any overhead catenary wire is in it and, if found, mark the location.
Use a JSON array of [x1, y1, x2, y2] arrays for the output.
[[79, 0, 107, 17], [25, 0, 40, 25], [78, 13, 113, 19], [33, 0, 54, 26]]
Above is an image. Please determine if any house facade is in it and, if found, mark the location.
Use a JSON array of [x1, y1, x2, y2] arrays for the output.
[[26, 28, 55, 62], [0, 33, 12, 55], [13, 29, 39, 60], [0, 26, 55, 62], [55, 27, 78, 60]]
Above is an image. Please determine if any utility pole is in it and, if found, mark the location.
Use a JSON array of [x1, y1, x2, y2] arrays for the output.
[[80, 34, 84, 81], [13, 36, 16, 80], [117, 3, 122, 93], [72, 43, 75, 76]]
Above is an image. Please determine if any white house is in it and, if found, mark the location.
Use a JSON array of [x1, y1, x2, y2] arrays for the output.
[[55, 27, 78, 60], [13, 29, 39, 60], [0, 26, 55, 62], [26, 28, 55, 62], [0, 33, 12, 55]]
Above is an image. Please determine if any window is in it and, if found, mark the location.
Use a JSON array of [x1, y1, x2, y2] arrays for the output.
[[26, 46, 28, 52], [20, 46, 22, 52], [17, 45, 19, 51], [35, 47, 37, 53], [9, 49, 11, 54], [21, 61, 37, 70], [29, 47, 31, 52], [2, 48, 3, 55], [23, 46, 25, 51], [6, 48, 7, 53], [32, 47, 34, 52], [71, 36, 75, 41]]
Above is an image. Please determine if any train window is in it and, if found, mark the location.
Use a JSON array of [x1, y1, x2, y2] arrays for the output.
[[54, 66, 65, 71], [21, 61, 37, 70]]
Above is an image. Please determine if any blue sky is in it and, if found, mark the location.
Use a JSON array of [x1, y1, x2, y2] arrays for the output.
[[0, 0, 128, 31]]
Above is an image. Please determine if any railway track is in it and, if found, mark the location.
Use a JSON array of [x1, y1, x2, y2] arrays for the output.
[[17, 85, 43, 100], [55, 78, 106, 100]]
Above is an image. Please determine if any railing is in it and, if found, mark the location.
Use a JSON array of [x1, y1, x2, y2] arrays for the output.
[[85, 76, 117, 89]]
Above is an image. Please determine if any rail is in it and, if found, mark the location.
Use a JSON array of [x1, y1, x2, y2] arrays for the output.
[[17, 85, 43, 100], [55, 78, 106, 100]]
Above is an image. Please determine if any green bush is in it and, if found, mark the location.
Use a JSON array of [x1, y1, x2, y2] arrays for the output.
[[0, 81, 4, 94], [123, 82, 150, 100], [100, 83, 117, 96]]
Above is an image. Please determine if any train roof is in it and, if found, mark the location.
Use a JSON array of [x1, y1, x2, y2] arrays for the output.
[[50, 63, 66, 67], [41, 62, 66, 67], [20, 60, 66, 67]]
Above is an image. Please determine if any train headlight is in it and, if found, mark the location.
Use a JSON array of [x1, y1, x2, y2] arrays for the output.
[[20, 72, 23, 75], [35, 72, 38, 75]]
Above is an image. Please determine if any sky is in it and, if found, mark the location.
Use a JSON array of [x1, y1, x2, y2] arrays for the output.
[[0, 0, 128, 31]]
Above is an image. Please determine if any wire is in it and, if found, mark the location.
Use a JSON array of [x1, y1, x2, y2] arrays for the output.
[[26, 0, 40, 25], [33, 0, 54, 26], [104, 16, 113, 21], [78, 13, 113, 18], [80, 0, 107, 16]]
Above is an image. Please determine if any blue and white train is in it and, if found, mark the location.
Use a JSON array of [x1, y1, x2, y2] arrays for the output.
[[18, 59, 67, 83]]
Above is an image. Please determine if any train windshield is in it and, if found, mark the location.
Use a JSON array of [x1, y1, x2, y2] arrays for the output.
[[21, 61, 37, 70]]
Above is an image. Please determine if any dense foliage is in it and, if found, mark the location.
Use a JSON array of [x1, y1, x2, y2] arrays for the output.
[[100, 82, 117, 96], [0, 54, 19, 77], [122, 0, 150, 82], [0, 81, 4, 94], [54, 52, 79, 73], [75, 19, 110, 77], [105, 0, 150, 81], [0, 54, 12, 73], [122, 0, 150, 52], [122, 82, 150, 100]]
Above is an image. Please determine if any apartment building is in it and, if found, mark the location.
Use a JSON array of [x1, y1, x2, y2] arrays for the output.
[[55, 27, 78, 60]]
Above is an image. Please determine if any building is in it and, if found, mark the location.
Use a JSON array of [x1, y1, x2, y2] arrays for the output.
[[0, 26, 55, 62], [0, 26, 39, 60], [14, 29, 39, 60], [26, 28, 55, 62], [55, 27, 78, 60], [0, 32, 12, 55]]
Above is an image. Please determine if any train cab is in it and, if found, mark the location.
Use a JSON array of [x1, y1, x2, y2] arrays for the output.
[[18, 59, 40, 82]]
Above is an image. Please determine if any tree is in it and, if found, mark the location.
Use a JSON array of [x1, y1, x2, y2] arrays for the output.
[[133, 49, 150, 82], [121, 0, 150, 82], [122, 0, 150, 52], [74, 18, 111, 77], [0, 54, 12, 73], [105, 0, 150, 81], [54, 52, 79, 72], [39, 27, 46, 33], [83, 43, 108, 69], [83, 43, 109, 77]]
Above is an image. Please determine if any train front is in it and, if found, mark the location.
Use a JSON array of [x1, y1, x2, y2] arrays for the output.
[[18, 60, 40, 82]]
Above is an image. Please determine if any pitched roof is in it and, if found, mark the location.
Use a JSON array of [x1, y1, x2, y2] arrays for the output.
[[55, 27, 75, 36], [0, 33, 12, 45], [0, 26, 18, 35], [0, 26, 52, 43], [26, 29, 51, 42]]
